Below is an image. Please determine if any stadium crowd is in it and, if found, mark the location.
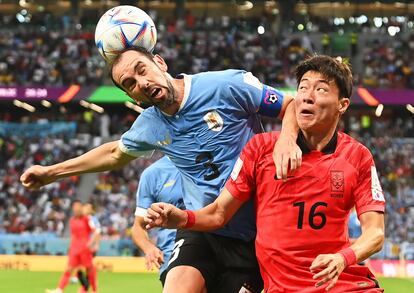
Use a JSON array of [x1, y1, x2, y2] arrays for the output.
[[0, 12, 413, 258], [1, 112, 413, 248], [0, 14, 413, 88]]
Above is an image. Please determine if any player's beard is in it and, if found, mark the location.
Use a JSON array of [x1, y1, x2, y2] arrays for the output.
[[147, 74, 176, 110]]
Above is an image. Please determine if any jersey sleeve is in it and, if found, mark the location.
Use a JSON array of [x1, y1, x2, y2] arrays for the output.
[[353, 148, 386, 217], [225, 135, 260, 202], [223, 70, 285, 118], [135, 169, 157, 218], [119, 115, 155, 158]]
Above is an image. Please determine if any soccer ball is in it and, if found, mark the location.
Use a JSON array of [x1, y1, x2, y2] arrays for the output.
[[95, 5, 157, 63]]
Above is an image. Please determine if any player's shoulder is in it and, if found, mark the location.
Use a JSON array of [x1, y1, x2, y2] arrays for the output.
[[245, 132, 279, 154], [337, 132, 373, 163], [192, 69, 249, 86]]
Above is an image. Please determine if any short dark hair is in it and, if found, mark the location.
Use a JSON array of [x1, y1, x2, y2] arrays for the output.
[[108, 47, 155, 92], [72, 199, 82, 205], [295, 55, 353, 99]]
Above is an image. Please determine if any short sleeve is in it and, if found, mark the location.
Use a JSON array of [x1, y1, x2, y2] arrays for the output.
[[354, 148, 386, 217], [135, 169, 157, 217], [225, 70, 285, 118], [119, 116, 155, 158], [225, 135, 259, 202]]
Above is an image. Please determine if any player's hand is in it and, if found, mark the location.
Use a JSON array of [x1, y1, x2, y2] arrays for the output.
[[273, 133, 302, 181], [310, 253, 346, 291], [144, 203, 187, 229], [144, 246, 164, 271], [20, 165, 56, 190]]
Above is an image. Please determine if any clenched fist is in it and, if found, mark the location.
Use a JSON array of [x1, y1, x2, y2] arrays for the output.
[[20, 165, 56, 190]]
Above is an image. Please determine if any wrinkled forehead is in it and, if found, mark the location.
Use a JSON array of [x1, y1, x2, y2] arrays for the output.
[[112, 50, 149, 78]]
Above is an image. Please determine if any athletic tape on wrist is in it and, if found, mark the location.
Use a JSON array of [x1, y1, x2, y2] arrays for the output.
[[184, 210, 195, 229], [339, 247, 357, 266]]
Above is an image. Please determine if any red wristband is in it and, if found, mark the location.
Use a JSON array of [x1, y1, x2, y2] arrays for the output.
[[339, 247, 357, 267], [184, 210, 196, 229]]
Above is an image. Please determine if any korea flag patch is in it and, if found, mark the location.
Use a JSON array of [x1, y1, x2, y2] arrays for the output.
[[371, 166, 385, 202], [231, 158, 243, 181]]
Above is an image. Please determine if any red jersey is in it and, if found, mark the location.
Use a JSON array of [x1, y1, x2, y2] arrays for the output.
[[69, 215, 95, 254], [226, 131, 385, 292]]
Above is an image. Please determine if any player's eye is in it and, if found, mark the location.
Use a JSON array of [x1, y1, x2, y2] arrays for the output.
[[317, 87, 328, 93], [124, 79, 136, 92], [137, 66, 146, 75]]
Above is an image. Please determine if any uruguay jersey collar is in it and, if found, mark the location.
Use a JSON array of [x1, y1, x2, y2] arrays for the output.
[[297, 131, 338, 154], [177, 74, 191, 113]]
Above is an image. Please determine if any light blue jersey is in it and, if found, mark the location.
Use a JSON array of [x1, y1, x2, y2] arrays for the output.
[[121, 69, 285, 241], [89, 215, 101, 233], [134, 156, 185, 276], [348, 210, 362, 239]]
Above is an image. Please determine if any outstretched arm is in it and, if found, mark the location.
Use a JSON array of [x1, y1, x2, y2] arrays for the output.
[[21, 140, 136, 190], [145, 188, 244, 231]]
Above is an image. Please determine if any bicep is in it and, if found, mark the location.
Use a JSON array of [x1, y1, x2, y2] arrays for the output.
[[358, 211, 384, 232], [277, 94, 294, 120]]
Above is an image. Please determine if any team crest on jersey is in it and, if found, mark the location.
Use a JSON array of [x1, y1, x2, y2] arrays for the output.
[[203, 110, 224, 132], [330, 170, 344, 193], [371, 166, 385, 201]]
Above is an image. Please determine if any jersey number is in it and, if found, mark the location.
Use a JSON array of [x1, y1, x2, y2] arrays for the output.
[[293, 201, 327, 230], [195, 152, 220, 181], [168, 239, 185, 266]]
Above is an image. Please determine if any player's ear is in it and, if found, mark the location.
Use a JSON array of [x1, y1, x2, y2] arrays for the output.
[[338, 98, 350, 115], [153, 54, 168, 72]]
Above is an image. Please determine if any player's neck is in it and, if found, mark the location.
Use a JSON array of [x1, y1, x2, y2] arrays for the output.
[[161, 78, 185, 115], [301, 124, 337, 152]]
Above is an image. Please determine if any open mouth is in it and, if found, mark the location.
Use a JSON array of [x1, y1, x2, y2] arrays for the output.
[[150, 88, 161, 99], [301, 109, 314, 115]]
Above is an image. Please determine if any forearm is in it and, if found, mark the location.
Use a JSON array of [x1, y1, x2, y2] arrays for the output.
[[132, 224, 157, 254], [47, 141, 133, 179], [349, 227, 384, 262], [189, 202, 227, 231], [280, 99, 299, 138]]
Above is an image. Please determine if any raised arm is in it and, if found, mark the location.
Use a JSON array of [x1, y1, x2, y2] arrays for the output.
[[132, 216, 164, 270], [20, 140, 136, 190], [144, 187, 244, 232], [274, 98, 301, 180]]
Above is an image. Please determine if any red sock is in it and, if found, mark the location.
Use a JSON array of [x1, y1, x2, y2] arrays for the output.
[[58, 271, 71, 290], [88, 266, 97, 292]]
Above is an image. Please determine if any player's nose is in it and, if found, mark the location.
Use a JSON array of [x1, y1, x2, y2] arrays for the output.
[[302, 91, 315, 104]]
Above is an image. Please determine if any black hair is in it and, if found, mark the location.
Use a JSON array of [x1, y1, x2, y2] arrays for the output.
[[295, 55, 353, 99]]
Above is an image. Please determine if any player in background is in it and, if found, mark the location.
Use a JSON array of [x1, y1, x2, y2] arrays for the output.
[[46, 200, 97, 293], [132, 156, 185, 285], [348, 207, 362, 243], [145, 55, 385, 292], [76, 203, 101, 293], [21, 46, 301, 293]]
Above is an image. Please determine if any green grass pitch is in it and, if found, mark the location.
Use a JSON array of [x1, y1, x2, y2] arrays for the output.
[[1, 271, 413, 292]]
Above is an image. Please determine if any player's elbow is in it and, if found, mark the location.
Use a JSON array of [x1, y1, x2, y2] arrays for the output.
[[211, 213, 226, 230]]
